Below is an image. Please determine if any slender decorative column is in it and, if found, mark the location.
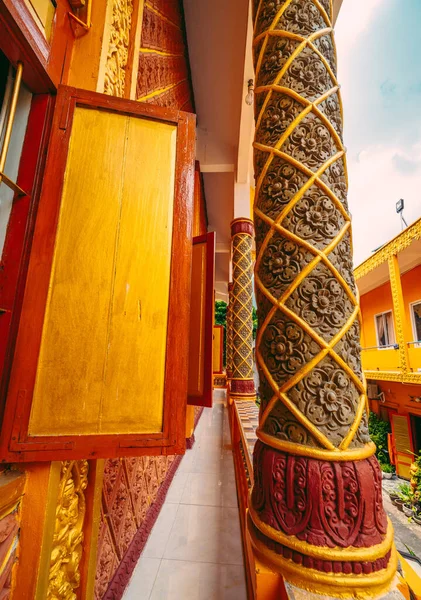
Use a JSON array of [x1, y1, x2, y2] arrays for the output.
[[230, 219, 256, 400], [250, 1, 397, 596], [226, 282, 234, 379], [388, 255, 409, 372]]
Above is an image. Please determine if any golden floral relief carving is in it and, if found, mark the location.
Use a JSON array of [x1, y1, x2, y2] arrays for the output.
[[104, 0, 134, 97], [47, 460, 89, 600]]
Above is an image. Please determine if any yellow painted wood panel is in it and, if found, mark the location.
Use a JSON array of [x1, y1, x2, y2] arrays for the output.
[[100, 118, 176, 433], [187, 242, 206, 397], [29, 108, 176, 436], [393, 415, 412, 454], [30, 107, 126, 436], [392, 414, 413, 479], [24, 0, 55, 38], [213, 326, 222, 374]]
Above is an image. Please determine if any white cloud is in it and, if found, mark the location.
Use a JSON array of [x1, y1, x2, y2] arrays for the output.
[[335, 0, 384, 55], [334, 1, 421, 266], [347, 143, 421, 266]]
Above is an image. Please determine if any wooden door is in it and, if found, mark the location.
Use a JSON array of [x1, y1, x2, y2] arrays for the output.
[[391, 414, 414, 479], [187, 232, 215, 408], [0, 85, 196, 461]]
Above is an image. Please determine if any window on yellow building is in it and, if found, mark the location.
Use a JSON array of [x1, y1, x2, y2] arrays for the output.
[[410, 301, 421, 344], [375, 311, 396, 348]]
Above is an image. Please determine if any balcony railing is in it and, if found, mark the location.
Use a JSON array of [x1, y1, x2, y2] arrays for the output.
[[361, 341, 421, 377], [407, 341, 421, 374], [361, 345, 400, 372]]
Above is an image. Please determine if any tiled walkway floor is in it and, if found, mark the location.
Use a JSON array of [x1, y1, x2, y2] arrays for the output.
[[123, 390, 247, 600]]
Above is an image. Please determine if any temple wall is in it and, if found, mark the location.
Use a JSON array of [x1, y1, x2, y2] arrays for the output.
[[94, 3, 197, 597]]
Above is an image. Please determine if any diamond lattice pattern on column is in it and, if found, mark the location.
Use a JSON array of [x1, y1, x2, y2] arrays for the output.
[[232, 233, 254, 381], [253, 0, 369, 451]]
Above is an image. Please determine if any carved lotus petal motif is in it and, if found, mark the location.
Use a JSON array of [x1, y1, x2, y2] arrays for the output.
[[260, 311, 321, 386], [281, 112, 339, 172], [280, 47, 334, 102], [276, 0, 326, 36], [256, 94, 303, 147], [282, 185, 345, 250]]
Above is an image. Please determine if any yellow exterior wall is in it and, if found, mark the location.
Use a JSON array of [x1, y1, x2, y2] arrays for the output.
[[402, 265, 421, 338], [360, 281, 399, 372], [360, 265, 421, 376], [360, 281, 394, 348]]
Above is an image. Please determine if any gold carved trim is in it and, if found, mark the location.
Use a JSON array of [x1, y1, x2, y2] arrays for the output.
[[36, 461, 89, 600], [388, 255, 410, 372], [249, 504, 394, 562], [249, 513, 398, 599], [104, 0, 134, 97], [355, 217, 421, 280], [256, 428, 376, 461], [0, 470, 25, 521], [364, 370, 421, 385], [85, 460, 104, 600]]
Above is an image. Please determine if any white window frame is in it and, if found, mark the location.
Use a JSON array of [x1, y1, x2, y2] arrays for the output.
[[409, 299, 421, 348], [374, 310, 396, 349]]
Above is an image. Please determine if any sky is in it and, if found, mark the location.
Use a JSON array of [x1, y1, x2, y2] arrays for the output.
[[335, 0, 421, 266]]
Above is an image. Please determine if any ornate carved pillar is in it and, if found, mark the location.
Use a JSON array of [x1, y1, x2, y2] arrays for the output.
[[250, 1, 397, 596], [226, 282, 234, 379], [230, 219, 256, 400]]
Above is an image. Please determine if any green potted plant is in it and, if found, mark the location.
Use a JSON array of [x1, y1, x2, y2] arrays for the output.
[[413, 512, 421, 526], [380, 463, 394, 480], [389, 488, 399, 503], [369, 413, 391, 463], [395, 482, 411, 512]]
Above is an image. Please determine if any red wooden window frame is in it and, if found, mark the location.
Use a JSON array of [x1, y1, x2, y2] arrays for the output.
[[0, 85, 196, 462], [0, 94, 54, 425], [187, 232, 215, 408]]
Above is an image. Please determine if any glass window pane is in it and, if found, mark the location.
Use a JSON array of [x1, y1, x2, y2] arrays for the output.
[[385, 312, 395, 346], [376, 314, 386, 346], [413, 302, 421, 341], [0, 78, 32, 257]]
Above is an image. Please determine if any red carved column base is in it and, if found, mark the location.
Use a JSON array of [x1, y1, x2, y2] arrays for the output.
[[248, 441, 397, 597], [230, 378, 256, 400]]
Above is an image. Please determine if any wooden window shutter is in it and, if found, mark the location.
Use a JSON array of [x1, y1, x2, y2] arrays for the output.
[[0, 86, 196, 461], [187, 232, 215, 408]]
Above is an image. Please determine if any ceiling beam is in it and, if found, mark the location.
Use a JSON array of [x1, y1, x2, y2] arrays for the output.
[[200, 164, 235, 173]]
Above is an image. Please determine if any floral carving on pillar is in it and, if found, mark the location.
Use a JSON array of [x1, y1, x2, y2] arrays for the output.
[[104, 0, 134, 97], [250, 0, 398, 596], [47, 460, 89, 600]]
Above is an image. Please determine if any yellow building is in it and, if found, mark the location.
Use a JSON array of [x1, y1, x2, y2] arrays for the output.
[[356, 218, 421, 478]]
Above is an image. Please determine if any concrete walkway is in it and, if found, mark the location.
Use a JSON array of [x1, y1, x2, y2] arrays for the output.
[[123, 390, 247, 600]]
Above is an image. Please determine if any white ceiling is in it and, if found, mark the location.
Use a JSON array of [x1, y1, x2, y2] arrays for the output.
[[183, 0, 252, 299], [183, 0, 344, 301]]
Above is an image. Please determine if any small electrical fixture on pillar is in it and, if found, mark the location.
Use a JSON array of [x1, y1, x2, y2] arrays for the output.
[[250, 0, 398, 597], [230, 219, 256, 401]]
